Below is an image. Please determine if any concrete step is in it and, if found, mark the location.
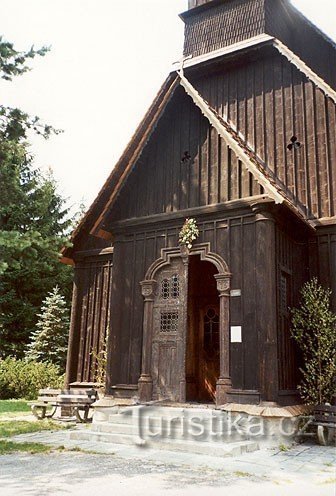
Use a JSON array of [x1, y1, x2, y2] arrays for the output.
[[70, 428, 259, 456]]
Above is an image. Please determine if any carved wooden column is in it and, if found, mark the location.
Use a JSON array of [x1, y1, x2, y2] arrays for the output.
[[214, 273, 232, 406], [138, 279, 156, 402]]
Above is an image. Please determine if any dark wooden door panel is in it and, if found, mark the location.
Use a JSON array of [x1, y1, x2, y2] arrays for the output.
[[152, 258, 188, 401]]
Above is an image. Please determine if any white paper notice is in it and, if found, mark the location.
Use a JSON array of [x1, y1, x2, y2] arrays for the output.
[[230, 326, 242, 343]]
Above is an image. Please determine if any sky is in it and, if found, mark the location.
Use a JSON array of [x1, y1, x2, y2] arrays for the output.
[[1, 0, 335, 212]]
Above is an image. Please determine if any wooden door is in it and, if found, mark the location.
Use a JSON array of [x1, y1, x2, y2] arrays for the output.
[[151, 258, 188, 402], [199, 305, 220, 402]]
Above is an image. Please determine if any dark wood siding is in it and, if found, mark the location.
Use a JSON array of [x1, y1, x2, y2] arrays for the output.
[[107, 211, 275, 394], [265, 0, 336, 90], [309, 225, 336, 313], [110, 87, 261, 223], [275, 225, 309, 393], [192, 54, 336, 219], [70, 252, 113, 383]]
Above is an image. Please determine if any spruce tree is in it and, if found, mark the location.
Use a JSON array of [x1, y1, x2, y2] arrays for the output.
[[0, 36, 75, 357], [26, 286, 70, 370]]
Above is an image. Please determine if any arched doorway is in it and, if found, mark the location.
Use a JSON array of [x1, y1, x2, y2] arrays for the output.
[[186, 255, 220, 403], [138, 243, 232, 406]]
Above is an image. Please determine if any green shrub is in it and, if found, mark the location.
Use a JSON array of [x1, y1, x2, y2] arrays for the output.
[[291, 278, 336, 405], [0, 357, 64, 400]]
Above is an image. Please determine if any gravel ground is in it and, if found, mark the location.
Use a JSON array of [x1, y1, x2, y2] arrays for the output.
[[0, 428, 335, 495]]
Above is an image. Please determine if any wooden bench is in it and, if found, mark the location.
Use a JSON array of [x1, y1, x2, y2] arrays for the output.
[[312, 404, 336, 446], [30, 388, 98, 423], [30, 389, 61, 420]]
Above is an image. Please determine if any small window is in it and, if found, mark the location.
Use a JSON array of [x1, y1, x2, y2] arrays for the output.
[[204, 307, 220, 356], [160, 312, 179, 333], [171, 275, 180, 299], [161, 279, 170, 300]]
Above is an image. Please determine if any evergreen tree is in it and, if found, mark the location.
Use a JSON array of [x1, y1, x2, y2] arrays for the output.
[[0, 36, 74, 357], [26, 286, 70, 370]]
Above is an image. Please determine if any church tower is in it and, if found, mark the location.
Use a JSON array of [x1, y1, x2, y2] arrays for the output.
[[181, 0, 335, 89]]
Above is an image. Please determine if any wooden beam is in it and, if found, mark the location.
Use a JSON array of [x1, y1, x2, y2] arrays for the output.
[[273, 39, 336, 104]]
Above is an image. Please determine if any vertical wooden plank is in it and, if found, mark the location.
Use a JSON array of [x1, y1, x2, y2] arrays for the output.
[[254, 60, 265, 163], [242, 220, 258, 390], [241, 163, 250, 198], [237, 65, 246, 137], [171, 98, 180, 212], [179, 94, 190, 211], [326, 99, 336, 217], [108, 240, 126, 385], [315, 89, 329, 218], [76, 265, 89, 382], [228, 69, 237, 128], [91, 262, 103, 381], [293, 70, 306, 208], [219, 140, 229, 202], [229, 220, 243, 388], [273, 55, 284, 182], [189, 104, 200, 208], [98, 260, 110, 354], [246, 64, 255, 151], [283, 61, 294, 194], [305, 82, 319, 217], [209, 127, 218, 204], [230, 154, 239, 200], [83, 264, 96, 381], [223, 71, 229, 121], [217, 73, 224, 117], [200, 120, 209, 206], [264, 58, 275, 174]]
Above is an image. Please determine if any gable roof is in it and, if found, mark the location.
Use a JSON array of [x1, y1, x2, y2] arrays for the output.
[[63, 34, 336, 261]]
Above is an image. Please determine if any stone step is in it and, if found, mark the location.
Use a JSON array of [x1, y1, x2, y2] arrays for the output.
[[94, 406, 231, 425], [92, 420, 249, 443], [70, 429, 259, 456]]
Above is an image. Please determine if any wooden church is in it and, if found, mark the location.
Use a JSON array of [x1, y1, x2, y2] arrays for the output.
[[62, 0, 336, 408]]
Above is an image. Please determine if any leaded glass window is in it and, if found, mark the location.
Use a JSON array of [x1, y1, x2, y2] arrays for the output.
[[160, 312, 179, 333]]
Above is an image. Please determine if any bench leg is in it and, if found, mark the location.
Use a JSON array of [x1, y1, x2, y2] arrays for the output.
[[317, 425, 335, 446], [31, 404, 57, 420], [45, 406, 57, 419], [31, 405, 47, 420], [74, 406, 93, 424]]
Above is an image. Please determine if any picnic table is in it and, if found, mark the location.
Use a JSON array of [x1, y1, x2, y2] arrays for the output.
[[30, 388, 98, 423]]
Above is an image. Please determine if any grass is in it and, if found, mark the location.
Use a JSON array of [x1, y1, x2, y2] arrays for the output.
[[0, 400, 31, 417], [0, 400, 87, 457], [233, 471, 252, 478], [278, 443, 291, 452], [0, 440, 52, 455], [0, 419, 70, 438]]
